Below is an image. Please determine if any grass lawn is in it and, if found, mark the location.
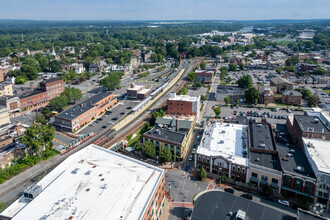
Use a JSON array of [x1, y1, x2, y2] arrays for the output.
[[323, 89, 330, 95]]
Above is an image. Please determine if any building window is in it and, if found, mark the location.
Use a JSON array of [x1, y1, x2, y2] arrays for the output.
[[237, 167, 240, 172], [232, 166, 235, 171], [242, 168, 245, 174], [261, 175, 268, 183], [252, 172, 258, 178], [271, 178, 278, 186]]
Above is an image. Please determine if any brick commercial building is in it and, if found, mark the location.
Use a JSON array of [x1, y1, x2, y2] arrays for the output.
[[195, 70, 214, 84], [248, 123, 282, 192], [289, 115, 330, 147], [19, 78, 65, 112], [126, 82, 151, 100], [19, 90, 48, 112], [0, 144, 166, 220], [167, 93, 200, 117], [55, 92, 117, 132], [217, 85, 245, 104], [195, 122, 249, 183], [282, 90, 302, 105], [143, 117, 194, 162], [0, 96, 20, 116], [39, 78, 65, 100], [270, 76, 293, 94]]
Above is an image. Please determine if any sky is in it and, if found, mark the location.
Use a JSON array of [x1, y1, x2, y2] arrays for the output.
[[1, 0, 330, 21]]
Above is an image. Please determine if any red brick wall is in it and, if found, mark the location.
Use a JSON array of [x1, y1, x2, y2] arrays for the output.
[[167, 100, 194, 116], [20, 92, 48, 111], [142, 174, 166, 220]]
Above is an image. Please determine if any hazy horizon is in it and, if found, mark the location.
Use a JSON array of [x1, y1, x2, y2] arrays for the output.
[[1, 0, 330, 21]]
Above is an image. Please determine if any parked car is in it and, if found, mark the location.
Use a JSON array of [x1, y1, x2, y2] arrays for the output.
[[224, 188, 235, 194], [241, 193, 253, 200], [188, 155, 193, 161], [278, 199, 290, 207], [102, 125, 107, 128], [196, 136, 200, 141], [97, 118, 103, 121]]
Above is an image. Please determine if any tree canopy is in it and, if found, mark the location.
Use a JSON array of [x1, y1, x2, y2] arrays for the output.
[[237, 75, 252, 89], [159, 149, 172, 162], [142, 142, 156, 157]]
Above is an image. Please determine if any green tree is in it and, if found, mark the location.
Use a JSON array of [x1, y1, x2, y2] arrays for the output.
[[213, 106, 221, 118], [224, 97, 230, 105], [308, 92, 320, 107], [220, 69, 227, 81], [228, 63, 237, 71], [245, 87, 259, 104], [150, 53, 158, 62], [264, 100, 269, 106], [198, 167, 207, 180], [20, 125, 55, 155], [41, 107, 51, 117], [159, 149, 172, 162], [35, 112, 46, 125], [284, 66, 296, 73], [0, 201, 7, 212], [142, 142, 156, 157], [239, 62, 245, 70], [187, 71, 196, 82], [237, 75, 252, 89], [49, 96, 69, 111], [133, 141, 141, 151], [312, 67, 328, 75], [49, 60, 61, 72], [100, 73, 121, 90], [276, 67, 283, 74], [199, 62, 206, 70], [61, 86, 82, 103], [262, 184, 273, 197], [179, 84, 188, 95]]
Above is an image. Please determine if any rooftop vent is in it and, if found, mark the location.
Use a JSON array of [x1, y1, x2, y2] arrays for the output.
[[255, 158, 260, 162], [71, 168, 79, 174], [258, 144, 266, 148], [295, 166, 305, 173], [85, 170, 91, 175]]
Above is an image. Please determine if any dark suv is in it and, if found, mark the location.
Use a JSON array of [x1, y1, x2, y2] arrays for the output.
[[224, 188, 235, 194], [241, 193, 253, 200]]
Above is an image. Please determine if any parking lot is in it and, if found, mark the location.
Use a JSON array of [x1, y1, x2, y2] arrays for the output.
[[219, 106, 305, 124], [227, 69, 277, 85], [79, 100, 138, 135]]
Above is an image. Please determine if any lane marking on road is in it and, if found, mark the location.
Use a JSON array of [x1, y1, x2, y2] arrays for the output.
[[171, 202, 194, 208]]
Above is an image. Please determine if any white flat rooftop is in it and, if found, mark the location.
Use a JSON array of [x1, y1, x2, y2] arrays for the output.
[[1, 144, 164, 220], [127, 84, 144, 91], [197, 122, 249, 166], [168, 95, 198, 102], [138, 88, 151, 94], [303, 138, 330, 174]]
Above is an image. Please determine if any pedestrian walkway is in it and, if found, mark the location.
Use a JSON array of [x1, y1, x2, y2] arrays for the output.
[[171, 202, 194, 208], [207, 183, 215, 190]]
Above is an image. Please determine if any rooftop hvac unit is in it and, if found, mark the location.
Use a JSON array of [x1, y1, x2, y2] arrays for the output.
[[24, 184, 42, 202]]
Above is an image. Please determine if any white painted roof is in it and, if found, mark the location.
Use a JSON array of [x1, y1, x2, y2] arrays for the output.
[[303, 138, 330, 174], [168, 94, 198, 102], [2, 144, 163, 220], [138, 88, 151, 94], [197, 122, 249, 166]]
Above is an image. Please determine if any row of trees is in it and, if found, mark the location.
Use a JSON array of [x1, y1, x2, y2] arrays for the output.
[[49, 86, 83, 111], [237, 75, 259, 105], [99, 71, 124, 90]]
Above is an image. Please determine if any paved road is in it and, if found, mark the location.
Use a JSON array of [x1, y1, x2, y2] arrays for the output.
[[0, 59, 199, 205], [165, 169, 297, 220]]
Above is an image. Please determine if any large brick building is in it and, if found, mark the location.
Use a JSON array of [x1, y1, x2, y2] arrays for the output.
[[19, 90, 48, 111], [143, 117, 194, 162], [289, 114, 330, 147], [167, 93, 200, 117], [39, 78, 65, 100], [195, 70, 214, 84], [54, 92, 117, 132], [19, 78, 65, 112], [282, 90, 302, 105], [270, 76, 293, 94]]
